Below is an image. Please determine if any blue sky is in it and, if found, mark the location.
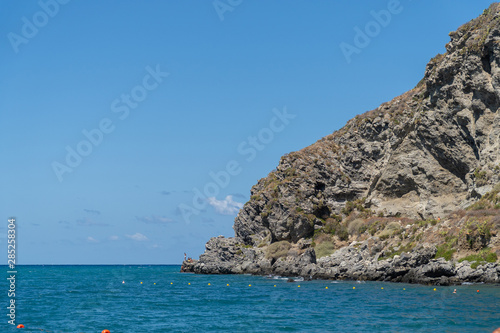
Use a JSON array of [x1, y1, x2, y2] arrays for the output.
[[0, 0, 494, 264]]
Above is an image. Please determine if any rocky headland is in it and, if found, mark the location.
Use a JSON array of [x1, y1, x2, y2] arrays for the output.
[[182, 4, 500, 285]]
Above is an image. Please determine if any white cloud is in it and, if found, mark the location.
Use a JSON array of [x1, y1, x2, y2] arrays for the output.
[[207, 195, 244, 215], [109, 235, 119, 241], [126, 233, 149, 241], [86, 236, 98, 243], [136, 215, 174, 225]]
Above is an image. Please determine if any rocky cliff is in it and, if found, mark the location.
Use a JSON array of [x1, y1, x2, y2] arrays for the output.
[[182, 3, 500, 285]]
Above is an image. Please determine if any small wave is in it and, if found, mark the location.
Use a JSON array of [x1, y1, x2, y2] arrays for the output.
[[461, 282, 484, 285]]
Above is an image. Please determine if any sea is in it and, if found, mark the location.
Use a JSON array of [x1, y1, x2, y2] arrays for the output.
[[1, 265, 499, 332]]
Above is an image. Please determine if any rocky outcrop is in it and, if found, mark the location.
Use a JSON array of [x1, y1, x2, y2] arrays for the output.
[[182, 236, 499, 285], [183, 4, 500, 285]]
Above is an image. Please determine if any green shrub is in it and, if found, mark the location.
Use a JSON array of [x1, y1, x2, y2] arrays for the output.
[[459, 219, 492, 250], [458, 248, 498, 269], [347, 219, 365, 235], [379, 233, 390, 241], [485, 251, 498, 262], [265, 241, 291, 260], [435, 244, 456, 261], [468, 201, 489, 211], [314, 241, 336, 258], [322, 218, 349, 241], [341, 197, 369, 216], [471, 261, 481, 269], [378, 223, 398, 240], [368, 220, 382, 236], [474, 168, 488, 186], [386, 222, 401, 231], [337, 226, 349, 241]]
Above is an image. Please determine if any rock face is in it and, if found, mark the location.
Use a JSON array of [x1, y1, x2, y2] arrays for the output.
[[183, 4, 500, 285], [182, 236, 500, 285]]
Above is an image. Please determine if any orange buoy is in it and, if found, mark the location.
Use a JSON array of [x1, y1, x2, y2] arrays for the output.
[[102, 330, 111, 333], [17, 324, 24, 328]]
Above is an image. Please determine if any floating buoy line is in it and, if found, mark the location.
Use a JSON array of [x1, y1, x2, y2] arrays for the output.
[[115, 280, 479, 294], [12, 282, 479, 332]]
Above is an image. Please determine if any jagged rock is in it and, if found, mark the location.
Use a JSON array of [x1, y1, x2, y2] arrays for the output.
[[182, 3, 500, 286]]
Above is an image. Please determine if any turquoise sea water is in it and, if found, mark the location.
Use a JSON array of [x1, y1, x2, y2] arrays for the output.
[[1, 265, 499, 332]]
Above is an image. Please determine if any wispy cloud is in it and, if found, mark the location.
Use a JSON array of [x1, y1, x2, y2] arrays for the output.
[[109, 235, 119, 241], [136, 215, 175, 225], [174, 205, 206, 216], [86, 236, 98, 243], [58, 220, 73, 229], [207, 195, 243, 215], [161, 190, 191, 196], [76, 218, 109, 227], [84, 209, 101, 215], [126, 233, 149, 241]]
